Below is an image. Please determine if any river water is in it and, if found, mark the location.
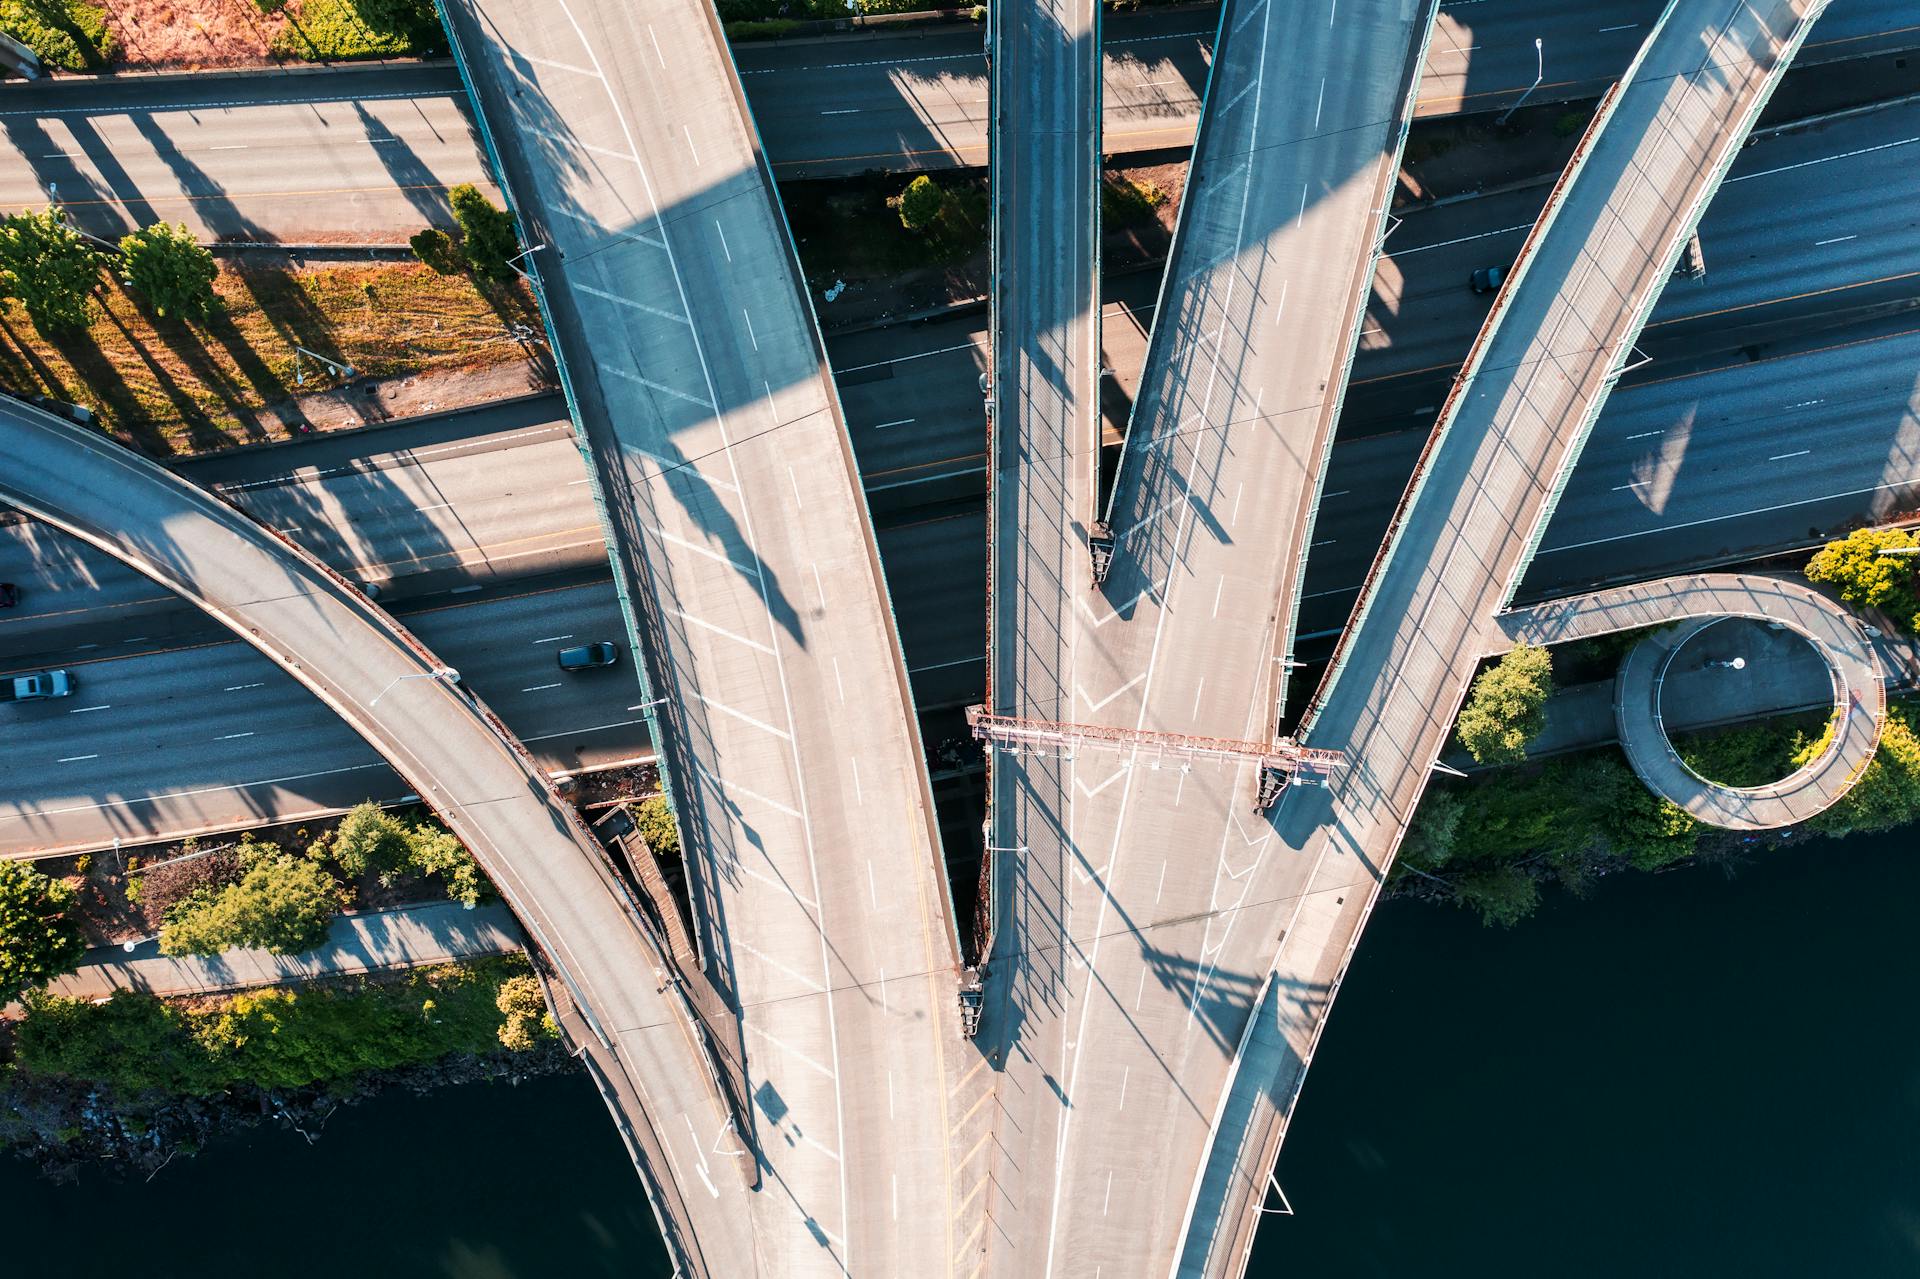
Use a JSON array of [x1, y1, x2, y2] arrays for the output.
[[7, 828, 1916, 1277]]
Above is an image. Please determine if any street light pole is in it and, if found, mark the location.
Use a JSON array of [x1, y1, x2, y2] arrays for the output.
[[504, 243, 547, 280], [1497, 38, 1545, 126], [369, 666, 460, 706]]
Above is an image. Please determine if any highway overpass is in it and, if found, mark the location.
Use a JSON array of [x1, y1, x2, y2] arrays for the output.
[[978, 0, 1434, 1274], [6, 0, 1914, 238], [441, 0, 965, 1270], [0, 400, 756, 1277], [1188, 1, 1832, 1273]]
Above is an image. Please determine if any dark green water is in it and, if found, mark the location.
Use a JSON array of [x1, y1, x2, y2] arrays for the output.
[[7, 829, 1917, 1277]]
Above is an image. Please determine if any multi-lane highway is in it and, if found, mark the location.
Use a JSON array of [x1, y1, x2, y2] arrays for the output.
[[443, 0, 965, 1271], [0, 399, 756, 1278], [1185, 3, 1828, 1274], [8, 0, 1913, 239]]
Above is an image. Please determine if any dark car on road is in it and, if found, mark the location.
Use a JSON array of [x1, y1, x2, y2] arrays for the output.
[[1470, 265, 1507, 294], [557, 641, 620, 671]]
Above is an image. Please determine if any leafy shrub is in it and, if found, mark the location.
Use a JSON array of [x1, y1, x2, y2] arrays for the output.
[[0, 0, 118, 70], [449, 183, 519, 282], [634, 796, 680, 860], [1101, 176, 1166, 227], [1807, 703, 1920, 838], [0, 860, 87, 1004], [1553, 110, 1590, 138], [409, 227, 465, 275], [314, 802, 488, 907], [495, 973, 557, 1051], [159, 838, 345, 956], [269, 0, 443, 61], [15, 957, 535, 1096], [895, 175, 948, 232]]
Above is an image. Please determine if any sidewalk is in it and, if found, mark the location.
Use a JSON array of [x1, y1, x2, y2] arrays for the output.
[[46, 900, 522, 1001]]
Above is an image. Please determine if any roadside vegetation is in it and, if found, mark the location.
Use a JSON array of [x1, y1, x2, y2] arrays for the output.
[[0, 860, 87, 1005], [409, 183, 521, 283], [0, 0, 117, 70], [267, 0, 444, 60], [633, 795, 681, 860], [0, 226, 542, 454], [1405, 540, 1920, 927]]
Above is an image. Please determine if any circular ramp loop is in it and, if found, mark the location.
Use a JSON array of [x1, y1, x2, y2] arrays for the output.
[[1498, 573, 1887, 831]]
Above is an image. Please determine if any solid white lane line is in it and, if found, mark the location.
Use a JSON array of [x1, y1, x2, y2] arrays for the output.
[[57, 754, 98, 763], [821, 108, 861, 115], [67, 704, 111, 714], [851, 756, 863, 804], [1769, 450, 1811, 461], [1728, 134, 1920, 184], [835, 339, 977, 375], [1397, 221, 1534, 255], [1611, 479, 1650, 491], [873, 417, 917, 429], [532, 634, 573, 644], [742, 308, 759, 350], [522, 682, 562, 692], [217, 732, 255, 740], [1598, 22, 1639, 31], [682, 125, 701, 166], [714, 220, 732, 261], [1815, 234, 1857, 246], [691, 689, 791, 740]]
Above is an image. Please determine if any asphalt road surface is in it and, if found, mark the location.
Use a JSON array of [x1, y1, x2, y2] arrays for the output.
[[8, 1, 1912, 239]]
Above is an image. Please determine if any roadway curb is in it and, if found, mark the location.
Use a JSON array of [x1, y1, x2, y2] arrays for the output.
[[1750, 88, 1920, 141], [0, 57, 452, 92]]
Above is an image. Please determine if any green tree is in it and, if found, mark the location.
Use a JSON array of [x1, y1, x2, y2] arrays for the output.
[[159, 839, 345, 956], [495, 972, 557, 1051], [406, 823, 487, 908], [0, 208, 101, 334], [118, 221, 219, 321], [1454, 643, 1554, 765], [1808, 704, 1920, 837], [1400, 788, 1463, 872], [449, 183, 519, 282], [0, 860, 87, 1004], [634, 795, 680, 860], [896, 175, 948, 232], [1452, 864, 1540, 928], [409, 226, 465, 275], [316, 803, 487, 906], [0, 0, 119, 71], [1805, 527, 1919, 629], [316, 802, 413, 879]]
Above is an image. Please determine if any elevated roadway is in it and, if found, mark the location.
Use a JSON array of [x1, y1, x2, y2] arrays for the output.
[[0, 400, 754, 1276], [979, 0, 1432, 1274], [1185, 2, 1832, 1273], [441, 0, 962, 1270]]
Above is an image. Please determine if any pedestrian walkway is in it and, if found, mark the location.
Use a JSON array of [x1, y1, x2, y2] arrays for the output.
[[49, 901, 522, 1001], [1495, 573, 1885, 829]]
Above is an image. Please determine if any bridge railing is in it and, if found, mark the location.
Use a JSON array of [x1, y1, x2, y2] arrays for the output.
[[1502, 0, 1836, 606], [1295, 70, 1630, 739]]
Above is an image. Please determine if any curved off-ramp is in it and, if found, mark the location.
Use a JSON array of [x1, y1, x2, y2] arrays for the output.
[[0, 401, 753, 1277], [1493, 572, 1886, 829]]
